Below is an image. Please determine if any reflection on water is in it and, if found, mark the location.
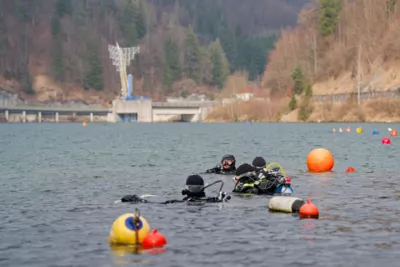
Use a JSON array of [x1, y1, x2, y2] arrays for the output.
[[110, 244, 166, 265]]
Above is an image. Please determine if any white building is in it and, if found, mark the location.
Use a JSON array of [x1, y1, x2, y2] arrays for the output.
[[235, 93, 254, 101]]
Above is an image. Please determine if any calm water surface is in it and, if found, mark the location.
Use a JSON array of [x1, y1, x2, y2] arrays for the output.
[[1, 122, 400, 267]]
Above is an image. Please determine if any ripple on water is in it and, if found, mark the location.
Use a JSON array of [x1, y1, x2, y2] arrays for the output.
[[1, 123, 400, 266]]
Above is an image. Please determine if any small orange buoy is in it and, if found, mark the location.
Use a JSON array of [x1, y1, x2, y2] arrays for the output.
[[299, 198, 319, 219], [83, 122, 87, 126], [382, 137, 391, 144], [306, 148, 334, 172], [346, 127, 350, 132], [390, 129, 398, 136], [345, 167, 355, 173], [142, 229, 167, 249]]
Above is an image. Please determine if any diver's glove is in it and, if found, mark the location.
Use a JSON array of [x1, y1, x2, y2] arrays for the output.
[[121, 194, 147, 203], [206, 165, 222, 174], [214, 165, 222, 173], [218, 191, 231, 202]]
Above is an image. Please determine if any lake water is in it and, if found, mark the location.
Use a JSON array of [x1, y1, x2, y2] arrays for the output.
[[1, 122, 400, 267]]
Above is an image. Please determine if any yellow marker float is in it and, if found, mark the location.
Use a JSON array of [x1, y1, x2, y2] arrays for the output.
[[109, 209, 150, 246], [356, 127, 362, 134]]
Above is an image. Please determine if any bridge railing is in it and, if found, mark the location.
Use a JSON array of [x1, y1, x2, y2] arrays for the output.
[[312, 89, 400, 103], [152, 101, 218, 108], [0, 104, 110, 113]]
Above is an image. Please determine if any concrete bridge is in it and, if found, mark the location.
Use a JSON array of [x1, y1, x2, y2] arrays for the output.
[[0, 105, 110, 123], [109, 99, 216, 122], [0, 100, 218, 123]]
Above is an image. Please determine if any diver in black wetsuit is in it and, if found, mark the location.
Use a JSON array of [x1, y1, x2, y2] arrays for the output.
[[232, 163, 286, 195], [121, 174, 231, 204], [252, 156, 267, 171], [205, 154, 236, 175]]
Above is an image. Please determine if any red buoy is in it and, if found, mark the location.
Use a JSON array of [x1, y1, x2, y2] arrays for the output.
[[142, 229, 167, 249], [382, 138, 391, 144], [299, 198, 319, 219], [345, 167, 355, 173]]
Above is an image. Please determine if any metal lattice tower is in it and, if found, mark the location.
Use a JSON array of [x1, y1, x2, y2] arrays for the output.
[[108, 42, 140, 98]]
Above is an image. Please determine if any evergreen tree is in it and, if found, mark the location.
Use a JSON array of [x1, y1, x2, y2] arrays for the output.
[[135, 0, 147, 39], [56, 0, 72, 18], [15, 0, 32, 21], [212, 50, 223, 89], [21, 67, 34, 94], [318, 0, 342, 37], [199, 47, 213, 85], [209, 39, 229, 89], [305, 84, 313, 98], [83, 42, 103, 91], [120, 0, 138, 46], [119, 0, 137, 46], [387, 0, 397, 14], [98, 0, 117, 17], [291, 66, 305, 95], [73, 0, 87, 27], [184, 25, 201, 82], [163, 38, 181, 88], [51, 16, 61, 36], [236, 36, 276, 80], [289, 94, 297, 110], [218, 22, 237, 73]]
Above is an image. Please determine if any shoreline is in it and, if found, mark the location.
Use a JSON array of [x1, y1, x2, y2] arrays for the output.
[[1, 120, 398, 124]]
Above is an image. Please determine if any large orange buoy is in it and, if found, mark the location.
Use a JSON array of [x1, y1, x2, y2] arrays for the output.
[[299, 198, 319, 219], [306, 148, 334, 172]]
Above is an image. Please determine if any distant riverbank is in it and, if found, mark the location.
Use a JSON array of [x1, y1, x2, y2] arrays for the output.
[[205, 98, 400, 123]]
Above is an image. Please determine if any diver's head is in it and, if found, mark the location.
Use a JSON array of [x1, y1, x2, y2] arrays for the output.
[[252, 156, 266, 170], [233, 163, 256, 182], [221, 154, 236, 170], [182, 174, 206, 197]]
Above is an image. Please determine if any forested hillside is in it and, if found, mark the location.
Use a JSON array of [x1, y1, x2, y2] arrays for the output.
[[0, 0, 307, 104], [263, 0, 400, 96], [260, 0, 400, 122]]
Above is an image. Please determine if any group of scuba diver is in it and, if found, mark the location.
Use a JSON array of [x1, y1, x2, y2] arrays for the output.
[[121, 154, 293, 205]]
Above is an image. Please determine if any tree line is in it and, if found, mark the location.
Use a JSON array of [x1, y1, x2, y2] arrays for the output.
[[0, 0, 285, 96]]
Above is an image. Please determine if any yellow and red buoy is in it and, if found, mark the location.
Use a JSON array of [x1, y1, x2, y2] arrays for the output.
[[108, 209, 167, 249]]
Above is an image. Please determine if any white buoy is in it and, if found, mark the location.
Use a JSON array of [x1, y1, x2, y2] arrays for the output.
[[268, 196, 305, 213]]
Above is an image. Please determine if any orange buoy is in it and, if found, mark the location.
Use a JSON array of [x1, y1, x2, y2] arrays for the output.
[[345, 167, 355, 173], [382, 138, 391, 144], [142, 229, 167, 249], [299, 198, 319, 219], [390, 129, 397, 136], [306, 148, 334, 172], [346, 127, 350, 132]]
